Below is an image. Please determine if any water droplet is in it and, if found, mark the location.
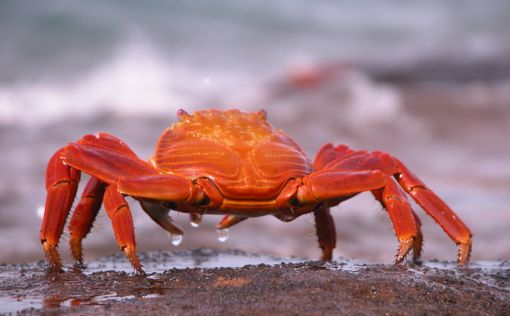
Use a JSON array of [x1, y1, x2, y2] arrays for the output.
[[217, 228, 229, 242], [189, 213, 202, 228], [170, 234, 183, 246], [36, 206, 45, 219]]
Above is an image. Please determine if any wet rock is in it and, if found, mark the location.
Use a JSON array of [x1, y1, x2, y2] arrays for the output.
[[0, 249, 508, 315]]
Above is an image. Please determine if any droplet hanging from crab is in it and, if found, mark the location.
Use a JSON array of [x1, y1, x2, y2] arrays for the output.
[[170, 234, 183, 246], [217, 228, 229, 242]]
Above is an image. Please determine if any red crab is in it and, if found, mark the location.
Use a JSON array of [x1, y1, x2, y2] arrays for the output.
[[40, 109, 472, 273]]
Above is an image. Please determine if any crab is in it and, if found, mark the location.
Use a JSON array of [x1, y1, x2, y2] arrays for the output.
[[40, 109, 472, 273]]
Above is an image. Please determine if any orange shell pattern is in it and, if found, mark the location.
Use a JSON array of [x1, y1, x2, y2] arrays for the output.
[[152, 109, 312, 199]]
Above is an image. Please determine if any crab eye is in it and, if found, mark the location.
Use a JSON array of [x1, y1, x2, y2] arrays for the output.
[[177, 109, 192, 121]]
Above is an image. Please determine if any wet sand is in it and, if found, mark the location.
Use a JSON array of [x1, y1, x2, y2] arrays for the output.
[[1, 249, 509, 315]]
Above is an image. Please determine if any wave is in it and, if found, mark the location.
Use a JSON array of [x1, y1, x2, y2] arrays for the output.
[[0, 35, 280, 127], [0, 38, 202, 126], [0, 36, 408, 129]]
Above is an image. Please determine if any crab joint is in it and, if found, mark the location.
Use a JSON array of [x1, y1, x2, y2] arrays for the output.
[[192, 177, 224, 209]]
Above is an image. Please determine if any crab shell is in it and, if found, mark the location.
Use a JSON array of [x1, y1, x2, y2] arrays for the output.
[[40, 109, 472, 273], [153, 109, 312, 214]]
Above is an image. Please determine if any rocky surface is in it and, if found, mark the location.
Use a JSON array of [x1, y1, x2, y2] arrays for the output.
[[1, 249, 509, 315]]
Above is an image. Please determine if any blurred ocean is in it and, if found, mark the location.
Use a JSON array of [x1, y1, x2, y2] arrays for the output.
[[0, 0, 509, 265]]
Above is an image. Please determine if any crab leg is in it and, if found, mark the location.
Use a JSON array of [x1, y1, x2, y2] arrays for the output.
[[411, 212, 423, 262], [313, 145, 470, 265], [41, 134, 163, 270], [103, 184, 143, 273], [63, 133, 155, 183], [313, 205, 336, 261], [217, 215, 248, 230], [372, 177, 421, 263], [140, 201, 184, 236], [76, 133, 139, 156], [295, 170, 387, 261], [40, 148, 81, 272], [312, 144, 354, 170], [297, 170, 386, 204], [116, 175, 204, 204], [190, 213, 203, 226], [64, 143, 158, 183], [68, 177, 106, 263], [393, 158, 472, 265]]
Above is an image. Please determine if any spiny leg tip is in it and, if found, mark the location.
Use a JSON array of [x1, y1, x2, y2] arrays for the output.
[[457, 240, 472, 267], [122, 246, 144, 274], [320, 246, 333, 262], [47, 258, 64, 273], [135, 267, 146, 275], [42, 242, 64, 272], [394, 238, 414, 264], [51, 265, 65, 273], [69, 238, 84, 263], [412, 235, 423, 264], [411, 253, 423, 265]]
